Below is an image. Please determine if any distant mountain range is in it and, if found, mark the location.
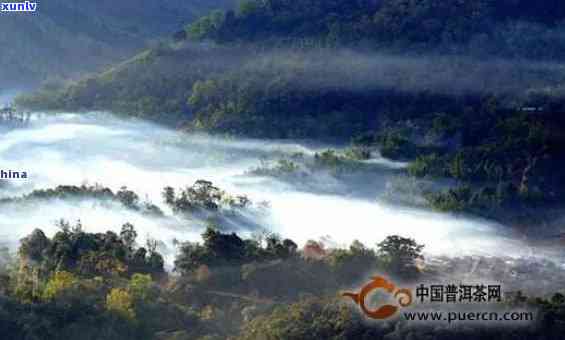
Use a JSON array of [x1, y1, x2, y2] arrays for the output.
[[0, 0, 234, 88]]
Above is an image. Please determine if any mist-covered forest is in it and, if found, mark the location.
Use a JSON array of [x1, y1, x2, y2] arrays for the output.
[[4, 0, 565, 339]]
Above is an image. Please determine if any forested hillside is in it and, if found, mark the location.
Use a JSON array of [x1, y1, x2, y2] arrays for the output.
[[19, 0, 565, 117], [7, 2, 565, 338], [17, 0, 565, 225], [188, 0, 565, 54], [0, 0, 234, 88], [2, 223, 565, 340]]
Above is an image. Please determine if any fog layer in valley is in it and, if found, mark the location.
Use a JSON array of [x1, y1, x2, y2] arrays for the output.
[[0, 90, 20, 107], [0, 111, 552, 269]]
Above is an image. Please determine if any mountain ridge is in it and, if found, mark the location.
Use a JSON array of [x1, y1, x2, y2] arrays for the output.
[[0, 0, 235, 89]]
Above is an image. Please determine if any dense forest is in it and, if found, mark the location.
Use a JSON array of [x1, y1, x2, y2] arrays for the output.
[[8, 1, 565, 338], [2, 222, 565, 340], [16, 0, 565, 226]]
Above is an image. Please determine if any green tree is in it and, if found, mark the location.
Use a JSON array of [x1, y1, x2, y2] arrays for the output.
[[106, 288, 136, 320], [117, 186, 139, 209], [162, 186, 176, 206], [449, 152, 467, 180], [128, 273, 155, 302], [42, 271, 78, 301], [376, 235, 424, 279], [238, 298, 385, 340], [120, 223, 138, 253]]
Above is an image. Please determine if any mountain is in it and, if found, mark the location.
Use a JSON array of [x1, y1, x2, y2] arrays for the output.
[[16, 0, 565, 227], [0, 0, 235, 89], [18, 0, 565, 123], [4, 2, 565, 339], [187, 0, 565, 49]]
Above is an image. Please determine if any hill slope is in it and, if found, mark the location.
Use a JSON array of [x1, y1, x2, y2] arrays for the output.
[[16, 0, 565, 226], [0, 0, 234, 89]]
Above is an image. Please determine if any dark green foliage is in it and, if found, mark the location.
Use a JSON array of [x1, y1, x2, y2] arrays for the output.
[[0, 225, 185, 339], [186, 0, 565, 55], [186, 0, 378, 45], [163, 180, 252, 216], [402, 108, 561, 219], [20, 0, 565, 126], [248, 149, 371, 182], [12, 0, 565, 254], [19, 229, 51, 264], [18, 222, 164, 282], [0, 184, 164, 216], [377, 131, 421, 160], [424, 185, 475, 213], [174, 228, 382, 303], [116, 186, 140, 210], [373, 0, 491, 45], [0, 294, 143, 340], [9, 184, 114, 201], [312, 149, 358, 174], [327, 241, 377, 285], [422, 182, 534, 221], [185, 51, 378, 138], [5, 227, 565, 339], [237, 293, 565, 340], [120, 223, 138, 253], [8, 2, 565, 337], [15, 45, 249, 119], [376, 235, 424, 280], [174, 226, 297, 275], [248, 159, 301, 177], [238, 298, 387, 340], [407, 153, 442, 178], [187, 0, 490, 47]]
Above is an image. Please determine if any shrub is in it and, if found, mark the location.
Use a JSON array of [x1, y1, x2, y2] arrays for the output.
[[106, 288, 135, 320], [42, 271, 78, 301]]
